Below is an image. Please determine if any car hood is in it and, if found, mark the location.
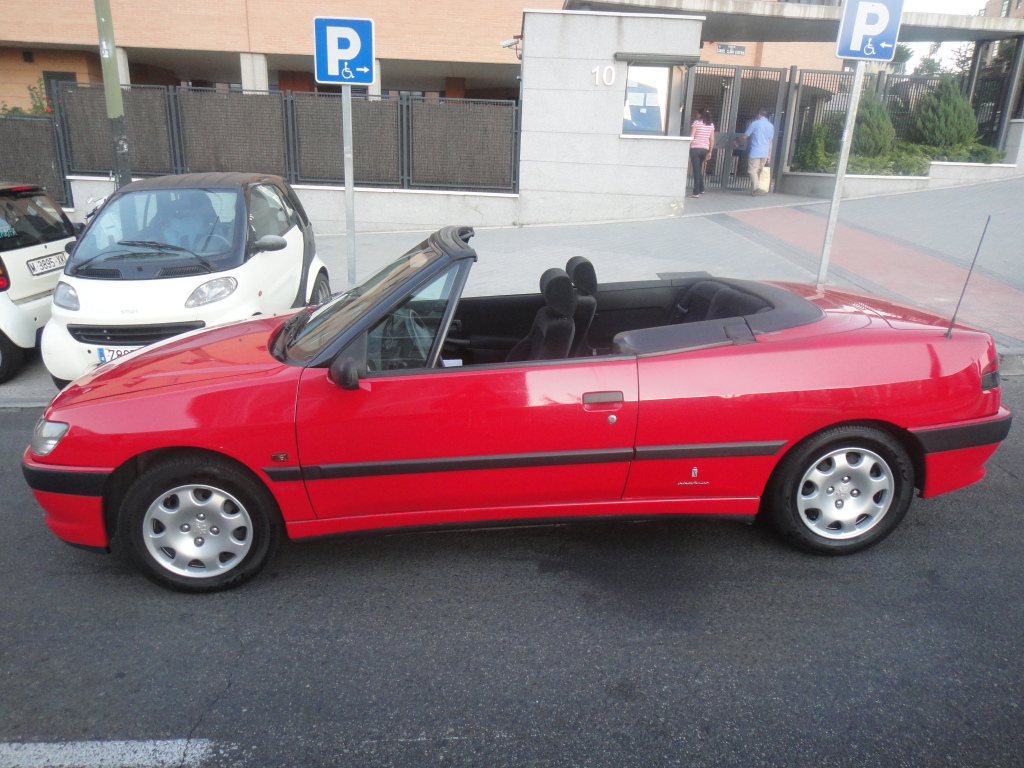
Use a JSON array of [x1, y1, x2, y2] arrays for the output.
[[53, 315, 291, 406]]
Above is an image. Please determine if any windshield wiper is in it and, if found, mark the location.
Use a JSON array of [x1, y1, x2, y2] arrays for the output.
[[111, 240, 215, 273], [283, 308, 315, 348], [118, 239, 189, 251]]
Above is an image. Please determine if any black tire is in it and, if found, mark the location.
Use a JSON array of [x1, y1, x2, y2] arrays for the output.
[[0, 332, 25, 384], [765, 426, 915, 555], [51, 375, 72, 390], [309, 271, 331, 306], [115, 454, 282, 592]]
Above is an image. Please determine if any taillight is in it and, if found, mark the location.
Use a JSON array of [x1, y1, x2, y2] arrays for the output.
[[0, 256, 9, 292], [981, 357, 1000, 390]]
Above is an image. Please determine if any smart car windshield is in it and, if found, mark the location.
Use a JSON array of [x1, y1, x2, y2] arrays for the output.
[[0, 189, 75, 253], [281, 241, 443, 365], [68, 188, 245, 278]]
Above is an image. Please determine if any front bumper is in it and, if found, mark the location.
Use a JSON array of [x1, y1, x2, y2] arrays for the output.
[[23, 454, 113, 547]]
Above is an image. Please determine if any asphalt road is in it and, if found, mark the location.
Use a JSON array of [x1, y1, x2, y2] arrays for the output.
[[2, 380, 1023, 768]]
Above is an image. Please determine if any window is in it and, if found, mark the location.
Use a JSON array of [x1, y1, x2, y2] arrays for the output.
[[248, 185, 292, 239], [366, 264, 461, 371], [1002, 0, 1011, 16], [0, 191, 75, 252], [622, 66, 671, 135]]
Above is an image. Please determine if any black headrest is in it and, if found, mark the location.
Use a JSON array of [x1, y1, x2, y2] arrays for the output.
[[540, 268, 576, 318], [565, 256, 597, 296]]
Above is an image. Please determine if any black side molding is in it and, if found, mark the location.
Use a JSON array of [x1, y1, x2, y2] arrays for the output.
[[22, 463, 110, 497], [911, 413, 1012, 454]]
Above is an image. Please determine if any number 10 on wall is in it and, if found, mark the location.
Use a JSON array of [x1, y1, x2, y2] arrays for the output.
[[592, 65, 615, 86]]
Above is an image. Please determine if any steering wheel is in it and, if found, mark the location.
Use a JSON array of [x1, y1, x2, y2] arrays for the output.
[[198, 233, 232, 253], [382, 308, 432, 369]]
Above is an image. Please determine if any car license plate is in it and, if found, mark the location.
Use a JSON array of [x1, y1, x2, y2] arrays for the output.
[[27, 251, 69, 276], [97, 346, 141, 364]]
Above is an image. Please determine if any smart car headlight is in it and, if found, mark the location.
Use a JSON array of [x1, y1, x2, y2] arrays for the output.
[[53, 281, 80, 311], [185, 277, 237, 308], [31, 419, 70, 456]]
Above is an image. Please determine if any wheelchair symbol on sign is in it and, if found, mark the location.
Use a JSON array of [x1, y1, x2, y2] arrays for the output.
[[341, 62, 355, 79], [863, 38, 877, 56]]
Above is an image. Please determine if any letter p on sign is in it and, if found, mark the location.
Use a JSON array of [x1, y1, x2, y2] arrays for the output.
[[326, 28, 361, 76], [851, 2, 889, 52]]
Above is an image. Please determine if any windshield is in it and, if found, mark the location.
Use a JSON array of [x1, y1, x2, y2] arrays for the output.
[[68, 188, 245, 279], [282, 241, 443, 365], [0, 190, 75, 253]]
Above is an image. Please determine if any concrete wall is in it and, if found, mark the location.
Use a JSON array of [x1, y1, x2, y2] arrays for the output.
[[516, 10, 701, 225], [64, 177, 518, 233]]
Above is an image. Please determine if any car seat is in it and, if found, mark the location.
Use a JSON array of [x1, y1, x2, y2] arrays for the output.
[[565, 256, 598, 357], [505, 268, 576, 362]]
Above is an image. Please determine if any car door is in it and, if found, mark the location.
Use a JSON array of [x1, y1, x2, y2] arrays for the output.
[[245, 183, 304, 313], [295, 265, 640, 521]]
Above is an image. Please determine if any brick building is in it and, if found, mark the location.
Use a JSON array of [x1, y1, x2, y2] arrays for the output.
[[2, 0, 852, 113]]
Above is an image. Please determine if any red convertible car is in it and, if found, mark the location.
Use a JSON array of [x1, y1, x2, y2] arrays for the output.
[[23, 226, 1011, 592]]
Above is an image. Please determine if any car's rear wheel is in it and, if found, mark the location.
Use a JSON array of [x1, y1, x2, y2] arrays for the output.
[[116, 455, 281, 592], [0, 332, 25, 384], [309, 272, 331, 305], [51, 375, 71, 390], [765, 426, 914, 554]]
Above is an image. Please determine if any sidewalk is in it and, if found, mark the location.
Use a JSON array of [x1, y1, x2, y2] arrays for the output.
[[4, 178, 1022, 407]]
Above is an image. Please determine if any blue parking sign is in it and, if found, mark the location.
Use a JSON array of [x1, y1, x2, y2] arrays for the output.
[[835, 0, 904, 62], [314, 17, 375, 86]]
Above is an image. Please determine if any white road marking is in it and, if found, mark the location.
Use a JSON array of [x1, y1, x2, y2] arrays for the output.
[[0, 739, 213, 768]]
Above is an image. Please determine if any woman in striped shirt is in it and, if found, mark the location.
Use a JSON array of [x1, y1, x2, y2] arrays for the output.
[[689, 109, 715, 198]]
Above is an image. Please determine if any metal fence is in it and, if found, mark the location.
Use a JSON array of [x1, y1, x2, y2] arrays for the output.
[[789, 69, 881, 167], [52, 82, 519, 193], [788, 70, 1009, 166], [881, 74, 949, 141], [0, 115, 67, 204]]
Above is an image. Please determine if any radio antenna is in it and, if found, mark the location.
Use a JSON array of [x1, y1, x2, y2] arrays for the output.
[[946, 215, 991, 339]]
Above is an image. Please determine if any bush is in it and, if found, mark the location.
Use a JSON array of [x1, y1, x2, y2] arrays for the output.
[[852, 93, 895, 157], [909, 77, 978, 148]]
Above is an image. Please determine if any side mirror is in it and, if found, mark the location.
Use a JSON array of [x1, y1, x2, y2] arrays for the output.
[[329, 356, 361, 390], [64, 241, 76, 255], [254, 234, 287, 252], [73, 222, 85, 236]]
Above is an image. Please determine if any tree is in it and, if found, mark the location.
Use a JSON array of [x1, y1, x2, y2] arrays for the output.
[[890, 43, 913, 75], [949, 42, 975, 77], [853, 93, 896, 157], [913, 42, 945, 76], [909, 76, 978, 147]]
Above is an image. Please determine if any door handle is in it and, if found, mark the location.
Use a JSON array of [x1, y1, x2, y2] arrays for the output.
[[583, 391, 624, 413]]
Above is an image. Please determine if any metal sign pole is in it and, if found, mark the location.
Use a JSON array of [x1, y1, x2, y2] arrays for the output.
[[342, 84, 357, 288], [93, 0, 132, 188], [817, 60, 865, 286]]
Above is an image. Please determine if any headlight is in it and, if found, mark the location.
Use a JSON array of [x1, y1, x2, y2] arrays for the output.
[[31, 419, 70, 456], [54, 282, 80, 311], [185, 277, 238, 308]]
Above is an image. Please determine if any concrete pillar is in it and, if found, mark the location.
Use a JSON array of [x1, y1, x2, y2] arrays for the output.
[[239, 52, 269, 92], [115, 46, 130, 85], [369, 59, 382, 96]]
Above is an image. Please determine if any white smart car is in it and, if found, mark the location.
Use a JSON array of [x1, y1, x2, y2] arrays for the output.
[[0, 183, 77, 383], [43, 172, 330, 387]]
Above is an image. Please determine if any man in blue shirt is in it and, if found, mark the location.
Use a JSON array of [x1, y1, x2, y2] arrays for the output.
[[738, 108, 774, 195]]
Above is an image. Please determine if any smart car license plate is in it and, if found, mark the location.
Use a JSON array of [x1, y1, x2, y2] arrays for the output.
[[27, 251, 69, 276], [96, 346, 141, 364]]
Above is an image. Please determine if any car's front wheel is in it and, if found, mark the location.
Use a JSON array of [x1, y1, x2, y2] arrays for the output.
[[116, 455, 281, 592], [309, 271, 331, 306], [765, 426, 915, 554]]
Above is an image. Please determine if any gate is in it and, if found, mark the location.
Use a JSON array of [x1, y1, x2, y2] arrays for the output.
[[682, 65, 790, 192]]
